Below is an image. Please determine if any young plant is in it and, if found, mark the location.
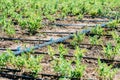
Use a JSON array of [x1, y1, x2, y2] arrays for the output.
[[90, 9, 98, 17], [0, 53, 8, 68], [71, 46, 86, 79], [71, 32, 85, 46], [107, 20, 119, 28], [72, 7, 80, 15], [102, 43, 119, 60], [48, 46, 56, 59], [1, 18, 16, 37], [5, 24, 16, 37], [1, 49, 43, 78], [26, 55, 43, 77], [76, 14, 83, 20], [52, 45, 86, 79], [27, 16, 42, 35], [89, 35, 103, 45], [52, 44, 71, 78], [74, 46, 87, 61], [58, 44, 68, 57], [91, 25, 104, 35], [97, 58, 118, 80], [52, 57, 71, 78], [6, 49, 16, 68], [15, 54, 27, 70], [46, 15, 55, 22], [111, 31, 120, 43]]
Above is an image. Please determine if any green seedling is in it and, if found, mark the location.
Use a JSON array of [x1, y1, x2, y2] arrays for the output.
[[74, 46, 87, 61], [91, 25, 104, 35], [72, 7, 80, 15], [71, 33, 85, 46], [71, 46, 86, 79], [46, 15, 55, 22], [111, 31, 120, 43], [90, 9, 98, 17], [1, 18, 16, 36], [26, 55, 43, 77], [27, 17, 42, 35], [48, 46, 56, 59], [0, 53, 8, 68], [76, 14, 83, 20], [0, 49, 43, 78], [52, 45, 86, 79], [53, 57, 71, 78], [5, 25, 16, 36], [89, 36, 103, 45], [97, 58, 118, 80], [107, 20, 119, 28], [102, 43, 119, 60], [58, 44, 68, 57]]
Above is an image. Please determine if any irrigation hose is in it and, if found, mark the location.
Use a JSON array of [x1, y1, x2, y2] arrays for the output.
[[0, 37, 49, 42], [0, 72, 42, 80], [34, 51, 120, 62], [13, 23, 108, 55]]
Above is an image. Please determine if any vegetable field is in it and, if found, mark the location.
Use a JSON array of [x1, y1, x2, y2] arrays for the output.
[[0, 0, 120, 80]]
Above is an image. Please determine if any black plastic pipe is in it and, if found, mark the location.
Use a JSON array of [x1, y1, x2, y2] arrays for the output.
[[13, 29, 91, 55], [0, 37, 49, 42], [34, 51, 120, 63], [0, 72, 42, 80], [55, 18, 110, 22]]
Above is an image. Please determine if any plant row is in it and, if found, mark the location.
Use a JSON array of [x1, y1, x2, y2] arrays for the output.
[[0, 0, 120, 35], [0, 43, 119, 80]]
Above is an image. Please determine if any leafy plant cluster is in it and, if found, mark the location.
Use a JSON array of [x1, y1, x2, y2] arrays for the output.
[[102, 42, 120, 60], [0, 0, 120, 35], [0, 42, 119, 79], [97, 58, 118, 80], [107, 20, 120, 28], [48, 44, 118, 80], [71, 32, 85, 46], [50, 44, 86, 80], [0, 49, 43, 77], [71, 25, 120, 60]]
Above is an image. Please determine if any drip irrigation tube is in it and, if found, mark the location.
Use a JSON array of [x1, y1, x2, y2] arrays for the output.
[[14, 34, 73, 55], [62, 42, 115, 47], [40, 73, 95, 80], [48, 19, 113, 27], [0, 67, 96, 80], [0, 72, 42, 80], [0, 71, 92, 80], [50, 22, 119, 28], [41, 31, 73, 34], [55, 18, 110, 22], [0, 22, 109, 55], [13, 23, 108, 55], [34, 51, 120, 63], [51, 23, 99, 27], [0, 37, 50, 42], [0, 32, 112, 42], [0, 67, 88, 79], [1, 68, 21, 72], [14, 29, 91, 55], [68, 14, 117, 19], [0, 48, 17, 51], [41, 31, 112, 37]]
